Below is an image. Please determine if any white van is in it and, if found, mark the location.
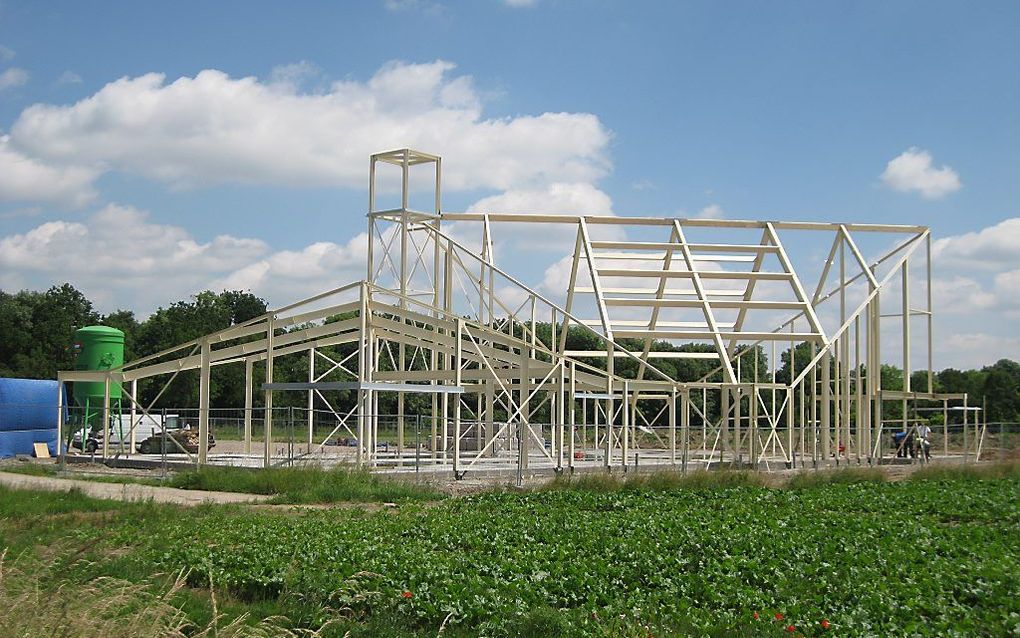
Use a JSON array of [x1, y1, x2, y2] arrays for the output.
[[71, 413, 180, 453]]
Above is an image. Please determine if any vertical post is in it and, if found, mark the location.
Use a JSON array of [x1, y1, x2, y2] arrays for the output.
[[785, 386, 794, 468], [357, 285, 368, 467], [56, 380, 64, 458], [102, 375, 111, 460], [453, 319, 463, 477], [621, 380, 630, 471], [568, 362, 576, 471], [734, 386, 742, 465], [810, 342, 818, 468], [942, 400, 948, 458], [244, 358, 253, 456], [129, 379, 138, 456], [872, 293, 883, 463], [264, 318, 275, 468], [926, 232, 934, 394], [721, 387, 731, 466], [833, 337, 841, 464], [307, 348, 315, 453], [750, 384, 758, 469], [485, 381, 495, 457], [902, 261, 910, 449], [605, 344, 614, 469], [556, 361, 565, 472], [963, 394, 969, 463], [367, 154, 376, 283], [198, 339, 210, 465], [855, 316, 862, 464], [681, 389, 690, 475], [821, 347, 831, 465], [669, 387, 677, 465], [520, 337, 531, 471]]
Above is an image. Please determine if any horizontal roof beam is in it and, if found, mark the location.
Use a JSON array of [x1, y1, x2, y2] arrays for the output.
[[614, 329, 822, 341], [564, 350, 720, 360], [604, 298, 805, 310], [441, 213, 927, 233], [594, 252, 756, 263], [595, 268, 792, 280], [263, 381, 464, 394], [575, 287, 747, 296]]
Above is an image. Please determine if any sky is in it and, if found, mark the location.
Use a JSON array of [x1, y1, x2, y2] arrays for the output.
[[0, 0, 1018, 370]]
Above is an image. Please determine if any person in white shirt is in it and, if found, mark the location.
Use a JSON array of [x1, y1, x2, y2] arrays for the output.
[[915, 424, 932, 460]]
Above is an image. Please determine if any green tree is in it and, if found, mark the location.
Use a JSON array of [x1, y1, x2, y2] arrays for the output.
[[0, 284, 100, 379]]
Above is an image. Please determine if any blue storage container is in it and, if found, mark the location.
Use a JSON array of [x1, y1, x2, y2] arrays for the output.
[[0, 378, 65, 457], [0, 429, 58, 458]]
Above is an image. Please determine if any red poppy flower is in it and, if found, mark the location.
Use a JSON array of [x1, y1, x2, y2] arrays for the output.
[[820, 619, 831, 630], [753, 612, 760, 620], [401, 591, 413, 599], [774, 612, 784, 621], [786, 625, 796, 633]]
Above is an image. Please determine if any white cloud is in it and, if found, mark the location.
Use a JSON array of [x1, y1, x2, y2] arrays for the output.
[[503, 0, 538, 7], [881, 147, 961, 199], [467, 182, 612, 216], [268, 61, 320, 91], [925, 217, 1020, 367], [0, 67, 28, 91], [930, 275, 996, 314], [0, 45, 14, 61], [933, 217, 1020, 271], [695, 203, 725, 219], [461, 182, 620, 259], [0, 134, 98, 207], [0, 204, 268, 313], [55, 70, 83, 85], [213, 233, 368, 303], [934, 333, 1020, 370], [10, 61, 609, 192]]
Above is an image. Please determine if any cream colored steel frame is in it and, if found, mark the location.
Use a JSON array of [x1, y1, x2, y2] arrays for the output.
[[57, 149, 974, 475]]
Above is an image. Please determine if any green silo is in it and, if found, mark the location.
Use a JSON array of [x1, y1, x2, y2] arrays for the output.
[[72, 326, 124, 435]]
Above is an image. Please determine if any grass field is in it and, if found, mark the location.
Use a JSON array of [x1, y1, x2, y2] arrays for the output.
[[0, 464, 1017, 637], [0, 462, 442, 504]]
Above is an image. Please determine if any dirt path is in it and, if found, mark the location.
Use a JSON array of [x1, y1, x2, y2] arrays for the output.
[[0, 470, 272, 506]]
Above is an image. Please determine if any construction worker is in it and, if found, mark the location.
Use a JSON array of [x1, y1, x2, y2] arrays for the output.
[[915, 423, 932, 461]]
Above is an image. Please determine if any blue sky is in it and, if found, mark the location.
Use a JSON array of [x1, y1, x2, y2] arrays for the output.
[[0, 1, 1018, 368]]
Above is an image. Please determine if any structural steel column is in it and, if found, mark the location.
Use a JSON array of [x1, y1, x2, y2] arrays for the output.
[[244, 358, 253, 455], [102, 375, 111, 460], [520, 339, 531, 471], [129, 379, 138, 456], [198, 338, 210, 465], [669, 387, 677, 465], [621, 380, 630, 470], [821, 348, 831, 464], [453, 318, 463, 476], [307, 347, 315, 452], [56, 381, 64, 457], [568, 362, 576, 471], [264, 318, 275, 469]]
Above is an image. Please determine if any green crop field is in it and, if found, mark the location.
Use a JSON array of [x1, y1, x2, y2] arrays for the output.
[[1, 467, 1018, 637]]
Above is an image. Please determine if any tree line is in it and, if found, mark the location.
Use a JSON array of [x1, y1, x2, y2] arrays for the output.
[[1, 283, 1018, 423]]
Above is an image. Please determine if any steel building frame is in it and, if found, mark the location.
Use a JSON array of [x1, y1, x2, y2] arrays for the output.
[[57, 149, 981, 475]]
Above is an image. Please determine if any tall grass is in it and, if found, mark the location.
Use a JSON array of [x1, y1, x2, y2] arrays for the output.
[[785, 467, 886, 489], [541, 468, 767, 493], [168, 465, 441, 504], [0, 549, 334, 638], [908, 460, 1020, 482], [0, 484, 125, 518]]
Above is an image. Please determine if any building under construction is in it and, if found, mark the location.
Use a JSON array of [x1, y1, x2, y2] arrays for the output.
[[57, 150, 984, 478]]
